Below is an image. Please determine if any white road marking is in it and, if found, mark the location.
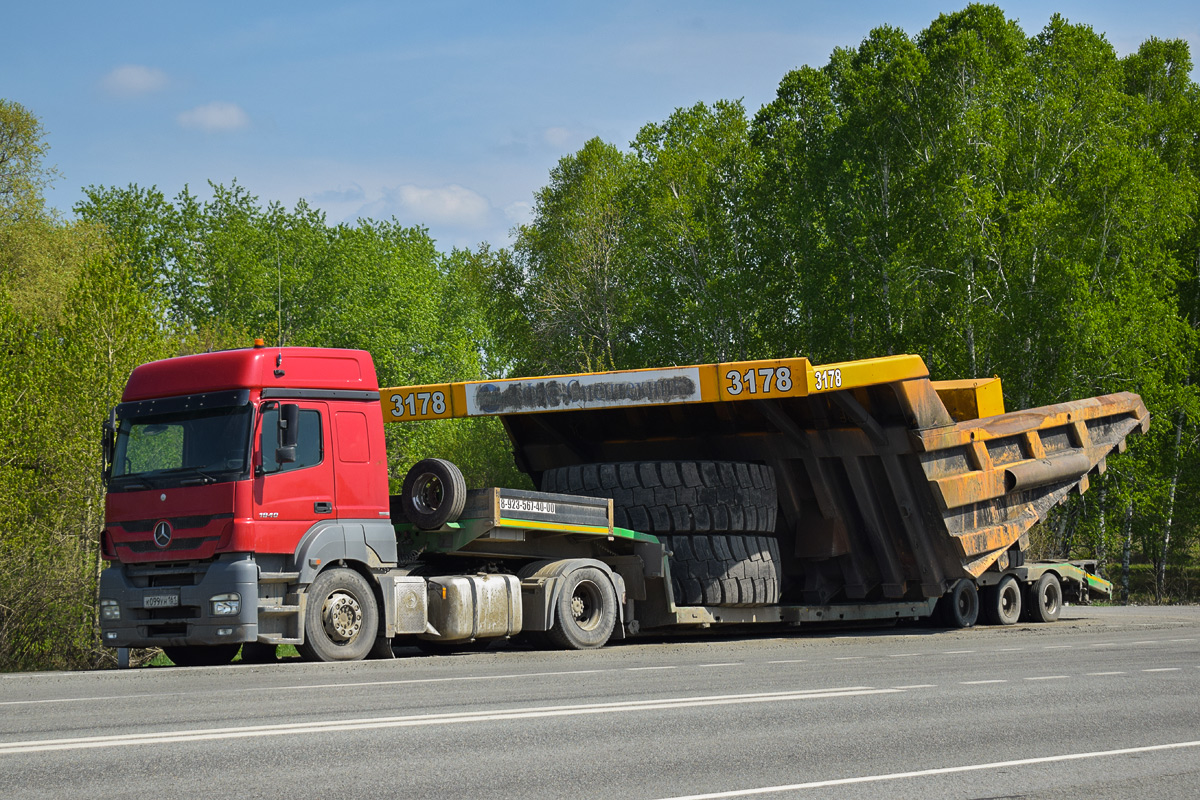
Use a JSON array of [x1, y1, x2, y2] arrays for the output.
[[961, 680, 1006, 685], [627, 666, 676, 671], [699, 663, 741, 668], [0, 668, 615, 707], [1170, 639, 1197, 643], [651, 740, 1200, 799], [1132, 640, 1159, 645], [997, 647, 1025, 652], [1143, 668, 1181, 673], [0, 686, 900, 755], [943, 650, 975, 654]]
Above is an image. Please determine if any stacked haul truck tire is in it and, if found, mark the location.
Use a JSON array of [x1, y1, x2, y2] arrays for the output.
[[98, 346, 1143, 664]]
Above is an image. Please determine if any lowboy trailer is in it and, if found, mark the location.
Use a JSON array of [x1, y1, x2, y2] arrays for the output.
[[98, 346, 1142, 664]]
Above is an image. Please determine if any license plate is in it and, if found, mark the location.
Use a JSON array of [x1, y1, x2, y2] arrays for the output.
[[144, 593, 180, 609]]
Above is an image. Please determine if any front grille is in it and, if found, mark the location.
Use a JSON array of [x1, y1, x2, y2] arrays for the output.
[[146, 624, 188, 638], [115, 512, 233, 533]]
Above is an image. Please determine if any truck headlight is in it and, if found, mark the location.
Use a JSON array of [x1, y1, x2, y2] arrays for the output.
[[100, 599, 121, 621], [210, 593, 241, 616]]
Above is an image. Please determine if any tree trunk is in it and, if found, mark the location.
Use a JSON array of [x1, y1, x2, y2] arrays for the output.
[[1157, 410, 1185, 603], [1121, 500, 1134, 603]]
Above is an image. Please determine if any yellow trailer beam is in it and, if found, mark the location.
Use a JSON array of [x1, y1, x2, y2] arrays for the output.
[[381, 354, 929, 423]]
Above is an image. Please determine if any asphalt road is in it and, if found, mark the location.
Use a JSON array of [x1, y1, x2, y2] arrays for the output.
[[1, 606, 1198, 800]]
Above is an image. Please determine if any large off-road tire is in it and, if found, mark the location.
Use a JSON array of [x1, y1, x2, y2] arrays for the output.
[[1025, 572, 1062, 623], [938, 579, 979, 629], [546, 566, 618, 650], [401, 458, 467, 530], [982, 574, 1023, 626], [163, 644, 240, 667], [664, 534, 781, 607], [298, 568, 379, 662], [540, 461, 777, 534]]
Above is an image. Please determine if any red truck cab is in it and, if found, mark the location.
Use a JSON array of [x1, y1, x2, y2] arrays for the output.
[[98, 345, 394, 662]]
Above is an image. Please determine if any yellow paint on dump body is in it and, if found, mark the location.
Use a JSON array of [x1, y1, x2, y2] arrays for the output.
[[379, 353, 931, 423], [932, 377, 1006, 421]]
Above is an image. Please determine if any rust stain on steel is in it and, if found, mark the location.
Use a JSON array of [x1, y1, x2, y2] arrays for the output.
[[912, 392, 1148, 452]]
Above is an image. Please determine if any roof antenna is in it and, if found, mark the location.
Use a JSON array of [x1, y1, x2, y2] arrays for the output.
[[274, 237, 285, 378]]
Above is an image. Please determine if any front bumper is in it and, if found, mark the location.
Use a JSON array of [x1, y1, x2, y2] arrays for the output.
[[99, 554, 259, 648]]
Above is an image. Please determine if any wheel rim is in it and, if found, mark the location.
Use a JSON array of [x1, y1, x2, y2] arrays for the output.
[[1001, 584, 1019, 616], [1043, 584, 1060, 615], [956, 585, 975, 619], [322, 591, 363, 642], [412, 472, 445, 515], [570, 580, 603, 632]]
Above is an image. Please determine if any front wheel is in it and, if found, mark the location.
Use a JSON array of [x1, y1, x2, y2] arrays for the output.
[[299, 568, 379, 662], [547, 567, 617, 650]]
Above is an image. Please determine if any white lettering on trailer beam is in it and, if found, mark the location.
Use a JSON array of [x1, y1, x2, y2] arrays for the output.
[[464, 366, 703, 416]]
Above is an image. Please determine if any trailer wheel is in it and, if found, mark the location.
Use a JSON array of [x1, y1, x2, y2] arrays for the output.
[[162, 644, 240, 667], [401, 458, 467, 530], [1026, 572, 1062, 623], [299, 568, 379, 662], [665, 534, 781, 607], [982, 575, 1023, 625], [540, 461, 776, 534], [546, 566, 617, 650], [939, 579, 979, 628]]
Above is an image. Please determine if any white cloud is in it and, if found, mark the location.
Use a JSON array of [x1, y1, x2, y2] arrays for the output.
[[102, 64, 168, 97], [369, 184, 492, 227], [503, 200, 531, 225], [308, 183, 366, 204], [176, 102, 250, 132], [543, 126, 572, 148]]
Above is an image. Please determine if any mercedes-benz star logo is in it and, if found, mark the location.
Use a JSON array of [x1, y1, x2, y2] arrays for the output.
[[153, 521, 172, 549]]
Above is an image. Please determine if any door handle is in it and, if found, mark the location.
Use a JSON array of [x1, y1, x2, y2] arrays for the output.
[[314, 502, 333, 514]]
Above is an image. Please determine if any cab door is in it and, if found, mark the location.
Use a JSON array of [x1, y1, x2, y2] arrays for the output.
[[253, 402, 335, 553]]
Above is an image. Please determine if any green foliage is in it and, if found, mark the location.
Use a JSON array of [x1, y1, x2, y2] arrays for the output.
[[510, 4, 1200, 594], [5, 3, 1200, 672]]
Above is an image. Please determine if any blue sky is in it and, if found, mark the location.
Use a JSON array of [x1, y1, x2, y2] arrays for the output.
[[4, 1, 1198, 251]]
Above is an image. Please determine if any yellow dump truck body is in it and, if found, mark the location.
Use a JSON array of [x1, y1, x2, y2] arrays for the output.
[[383, 354, 1146, 604]]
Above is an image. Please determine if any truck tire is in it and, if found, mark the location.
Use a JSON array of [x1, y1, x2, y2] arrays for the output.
[[1026, 572, 1062, 623], [938, 579, 979, 628], [982, 574, 1023, 625], [664, 534, 781, 607], [162, 644, 240, 667], [401, 458, 467, 530], [540, 461, 777, 534], [546, 566, 618, 650], [298, 568, 379, 662]]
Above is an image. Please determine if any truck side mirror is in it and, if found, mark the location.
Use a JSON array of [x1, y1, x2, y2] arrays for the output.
[[101, 408, 117, 479], [276, 403, 300, 463]]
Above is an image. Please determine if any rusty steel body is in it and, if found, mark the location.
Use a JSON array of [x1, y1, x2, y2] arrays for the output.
[[497, 373, 1147, 606]]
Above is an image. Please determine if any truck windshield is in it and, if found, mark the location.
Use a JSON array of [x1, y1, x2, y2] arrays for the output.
[[109, 404, 254, 491]]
